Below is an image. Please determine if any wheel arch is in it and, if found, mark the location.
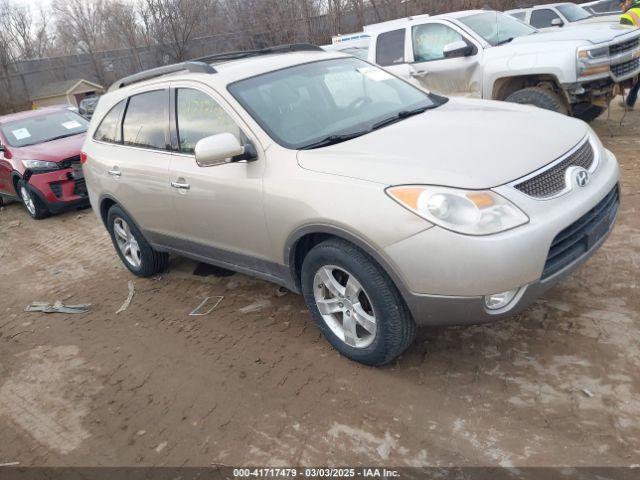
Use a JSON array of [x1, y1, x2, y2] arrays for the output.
[[491, 74, 564, 102]]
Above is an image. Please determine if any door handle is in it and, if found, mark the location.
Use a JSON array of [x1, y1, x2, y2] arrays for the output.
[[108, 168, 121, 177], [171, 181, 190, 190], [410, 70, 429, 78]]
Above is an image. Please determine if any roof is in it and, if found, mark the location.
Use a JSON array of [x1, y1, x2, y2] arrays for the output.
[[31, 78, 104, 100], [0, 106, 71, 124]]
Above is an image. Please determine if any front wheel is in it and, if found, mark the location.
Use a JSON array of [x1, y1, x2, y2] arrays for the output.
[[107, 205, 169, 277], [505, 87, 568, 115], [17, 180, 48, 219], [301, 238, 416, 366]]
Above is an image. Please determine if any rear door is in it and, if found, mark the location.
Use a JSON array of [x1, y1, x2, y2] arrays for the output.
[[88, 87, 176, 243], [408, 21, 482, 97], [167, 82, 270, 268]]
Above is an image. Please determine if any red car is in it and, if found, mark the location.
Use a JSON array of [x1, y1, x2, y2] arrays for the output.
[[0, 107, 90, 219]]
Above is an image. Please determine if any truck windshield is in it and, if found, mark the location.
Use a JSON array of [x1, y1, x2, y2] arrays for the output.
[[0, 110, 88, 148], [460, 11, 537, 46], [228, 57, 443, 150], [557, 4, 592, 21]]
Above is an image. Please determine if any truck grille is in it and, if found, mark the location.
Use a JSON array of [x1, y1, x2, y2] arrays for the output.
[[609, 37, 640, 56], [611, 58, 640, 78], [542, 185, 619, 279], [514, 140, 594, 199]]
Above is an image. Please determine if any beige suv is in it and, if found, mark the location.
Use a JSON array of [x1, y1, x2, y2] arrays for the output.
[[82, 45, 619, 365]]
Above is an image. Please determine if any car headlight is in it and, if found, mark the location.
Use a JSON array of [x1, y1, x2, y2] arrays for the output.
[[577, 46, 609, 78], [386, 185, 529, 235], [22, 159, 59, 171]]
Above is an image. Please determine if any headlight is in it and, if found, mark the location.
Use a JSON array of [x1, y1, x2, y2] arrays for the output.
[[577, 46, 610, 78], [386, 186, 529, 235], [22, 159, 59, 171]]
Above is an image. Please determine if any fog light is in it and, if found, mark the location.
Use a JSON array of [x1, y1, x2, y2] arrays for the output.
[[484, 288, 519, 311]]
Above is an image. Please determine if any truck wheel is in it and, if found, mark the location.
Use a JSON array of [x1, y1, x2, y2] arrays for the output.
[[107, 205, 169, 277], [505, 87, 568, 115], [573, 105, 605, 123], [301, 238, 416, 366]]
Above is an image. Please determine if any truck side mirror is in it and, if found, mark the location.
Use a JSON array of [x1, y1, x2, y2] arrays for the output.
[[551, 18, 564, 27], [443, 40, 474, 59]]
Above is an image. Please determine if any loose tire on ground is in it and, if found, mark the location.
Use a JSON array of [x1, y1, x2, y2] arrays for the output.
[[301, 238, 416, 366], [107, 204, 169, 277], [17, 179, 49, 220], [505, 87, 568, 115]]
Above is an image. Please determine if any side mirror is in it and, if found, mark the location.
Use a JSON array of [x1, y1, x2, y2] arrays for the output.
[[443, 40, 474, 59], [551, 18, 564, 27], [194, 133, 257, 167]]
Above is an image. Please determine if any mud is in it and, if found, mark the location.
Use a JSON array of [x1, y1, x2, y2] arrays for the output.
[[0, 103, 639, 467]]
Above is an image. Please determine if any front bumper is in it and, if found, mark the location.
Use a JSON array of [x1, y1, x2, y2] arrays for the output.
[[383, 146, 620, 326], [27, 168, 89, 212]]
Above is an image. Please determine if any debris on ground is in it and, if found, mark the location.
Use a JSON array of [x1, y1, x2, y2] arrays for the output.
[[0, 462, 20, 467], [238, 299, 271, 314], [275, 286, 289, 297], [116, 280, 135, 314], [24, 301, 91, 314], [189, 296, 224, 316], [581, 388, 595, 398]]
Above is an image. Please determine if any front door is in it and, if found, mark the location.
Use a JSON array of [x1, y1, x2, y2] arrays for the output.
[[409, 22, 482, 98], [167, 84, 271, 271]]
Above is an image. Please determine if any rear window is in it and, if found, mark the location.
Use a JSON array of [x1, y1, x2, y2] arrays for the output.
[[122, 90, 168, 150], [94, 100, 125, 143], [0, 110, 88, 148], [376, 29, 405, 66]]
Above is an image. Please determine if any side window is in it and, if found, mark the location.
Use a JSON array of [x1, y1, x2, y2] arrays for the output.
[[176, 88, 241, 154], [376, 29, 405, 66], [412, 23, 464, 62], [122, 90, 168, 150], [510, 12, 527, 21], [93, 100, 125, 143], [530, 9, 562, 28]]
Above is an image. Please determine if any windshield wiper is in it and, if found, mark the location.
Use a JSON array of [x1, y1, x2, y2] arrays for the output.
[[496, 37, 515, 46], [42, 133, 83, 143], [300, 130, 369, 150], [370, 105, 432, 131]]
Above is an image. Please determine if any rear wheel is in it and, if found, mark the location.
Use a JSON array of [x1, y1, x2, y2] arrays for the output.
[[107, 205, 169, 277], [505, 87, 568, 115], [17, 180, 48, 219], [301, 238, 416, 366]]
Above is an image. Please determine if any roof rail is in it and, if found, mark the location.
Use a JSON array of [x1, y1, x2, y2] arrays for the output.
[[108, 61, 216, 92], [194, 43, 323, 64]]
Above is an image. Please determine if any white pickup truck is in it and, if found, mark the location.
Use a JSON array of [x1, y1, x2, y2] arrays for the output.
[[328, 10, 640, 122], [506, 2, 619, 30]]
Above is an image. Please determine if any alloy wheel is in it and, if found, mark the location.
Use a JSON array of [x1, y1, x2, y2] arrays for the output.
[[20, 186, 36, 216], [313, 265, 377, 348], [113, 217, 141, 268]]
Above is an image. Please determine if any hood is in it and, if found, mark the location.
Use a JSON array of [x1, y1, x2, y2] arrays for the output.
[[575, 14, 621, 24], [297, 99, 588, 189], [12, 133, 86, 162], [515, 23, 636, 45]]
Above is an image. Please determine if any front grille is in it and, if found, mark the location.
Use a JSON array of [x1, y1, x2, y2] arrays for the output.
[[74, 178, 87, 197], [542, 185, 619, 279], [514, 140, 594, 198], [610, 37, 640, 56], [611, 58, 640, 78], [59, 155, 81, 169]]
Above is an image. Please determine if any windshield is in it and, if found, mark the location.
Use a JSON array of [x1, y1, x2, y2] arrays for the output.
[[1, 110, 88, 147], [228, 57, 441, 149], [557, 3, 592, 21], [460, 11, 537, 46]]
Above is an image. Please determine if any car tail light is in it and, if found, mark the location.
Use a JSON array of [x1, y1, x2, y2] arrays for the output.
[[80, 152, 88, 164]]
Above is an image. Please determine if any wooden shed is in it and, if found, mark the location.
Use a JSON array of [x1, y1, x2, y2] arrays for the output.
[[30, 79, 104, 109]]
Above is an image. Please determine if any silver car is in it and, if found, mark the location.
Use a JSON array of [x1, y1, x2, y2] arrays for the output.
[[82, 45, 620, 365]]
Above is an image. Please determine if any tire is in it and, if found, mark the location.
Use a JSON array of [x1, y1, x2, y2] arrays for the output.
[[106, 204, 169, 277], [17, 179, 49, 219], [301, 238, 416, 366], [573, 105, 605, 123], [505, 87, 568, 115]]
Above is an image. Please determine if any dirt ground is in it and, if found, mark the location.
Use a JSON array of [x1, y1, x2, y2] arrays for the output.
[[0, 102, 639, 468]]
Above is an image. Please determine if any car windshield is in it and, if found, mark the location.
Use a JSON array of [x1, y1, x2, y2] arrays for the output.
[[557, 3, 593, 21], [460, 11, 537, 46], [228, 57, 442, 149], [1, 110, 88, 147]]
